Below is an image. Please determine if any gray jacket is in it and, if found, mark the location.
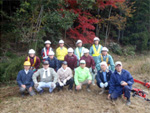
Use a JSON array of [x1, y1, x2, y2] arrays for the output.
[[32, 68, 58, 84]]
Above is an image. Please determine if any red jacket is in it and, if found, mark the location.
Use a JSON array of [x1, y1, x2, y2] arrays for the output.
[[64, 54, 77, 70], [80, 55, 95, 69], [25, 56, 41, 69]]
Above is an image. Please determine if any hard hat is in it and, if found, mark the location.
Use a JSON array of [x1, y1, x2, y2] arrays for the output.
[[48, 51, 55, 56], [62, 61, 67, 65], [24, 61, 31, 66], [101, 47, 109, 52], [94, 37, 100, 41], [28, 49, 35, 54], [83, 48, 89, 54], [80, 60, 86, 64], [68, 48, 74, 53], [59, 40, 64, 44], [115, 61, 122, 67], [76, 40, 82, 44], [45, 40, 51, 44]]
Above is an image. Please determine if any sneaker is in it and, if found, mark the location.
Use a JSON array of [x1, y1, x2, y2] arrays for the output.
[[126, 100, 131, 106], [99, 88, 105, 95], [87, 88, 91, 92], [39, 90, 44, 95], [21, 93, 25, 97], [49, 88, 54, 93]]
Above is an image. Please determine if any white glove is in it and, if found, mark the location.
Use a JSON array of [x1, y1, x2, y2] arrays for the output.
[[59, 82, 64, 86], [104, 82, 108, 87], [63, 79, 67, 85], [100, 83, 105, 88]]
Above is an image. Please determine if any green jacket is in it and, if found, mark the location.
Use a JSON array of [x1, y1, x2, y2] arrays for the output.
[[74, 66, 92, 85]]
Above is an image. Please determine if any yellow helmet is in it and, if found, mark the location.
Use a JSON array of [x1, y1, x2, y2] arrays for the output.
[[24, 61, 31, 66]]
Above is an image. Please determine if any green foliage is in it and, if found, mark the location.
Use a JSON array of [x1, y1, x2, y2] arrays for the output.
[[108, 42, 123, 55]]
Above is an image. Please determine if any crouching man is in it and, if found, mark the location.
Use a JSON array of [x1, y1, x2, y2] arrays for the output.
[[57, 61, 74, 91], [108, 61, 134, 106], [74, 60, 92, 92], [17, 61, 36, 97], [32, 61, 58, 94], [96, 61, 112, 94]]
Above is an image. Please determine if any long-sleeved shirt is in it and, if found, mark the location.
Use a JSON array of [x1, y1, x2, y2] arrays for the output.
[[74, 66, 92, 85], [80, 55, 95, 69], [32, 68, 58, 84], [109, 69, 134, 95], [57, 67, 73, 83], [64, 54, 77, 70], [56, 47, 68, 61], [45, 57, 59, 71], [17, 70, 34, 88], [25, 56, 41, 70]]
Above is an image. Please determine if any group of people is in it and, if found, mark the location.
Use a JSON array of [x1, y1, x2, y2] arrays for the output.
[[17, 37, 134, 106]]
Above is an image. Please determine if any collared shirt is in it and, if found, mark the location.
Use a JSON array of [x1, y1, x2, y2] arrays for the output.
[[102, 71, 107, 82], [24, 70, 29, 74]]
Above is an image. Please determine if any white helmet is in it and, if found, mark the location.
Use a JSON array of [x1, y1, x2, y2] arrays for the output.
[[102, 47, 109, 52], [80, 60, 86, 64], [59, 40, 64, 44], [83, 48, 89, 54], [68, 48, 74, 53], [45, 40, 51, 44], [28, 49, 35, 54], [94, 37, 100, 41], [48, 51, 55, 56], [76, 40, 82, 44]]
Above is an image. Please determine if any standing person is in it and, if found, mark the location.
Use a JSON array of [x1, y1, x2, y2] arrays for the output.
[[74, 40, 85, 66], [32, 61, 58, 94], [108, 61, 134, 106], [96, 47, 115, 72], [74, 60, 92, 92], [90, 37, 103, 65], [41, 40, 53, 60], [80, 48, 96, 85], [56, 40, 68, 68], [57, 61, 74, 91], [46, 51, 59, 71], [17, 61, 36, 97], [96, 61, 112, 94], [25, 49, 41, 72], [64, 48, 77, 70]]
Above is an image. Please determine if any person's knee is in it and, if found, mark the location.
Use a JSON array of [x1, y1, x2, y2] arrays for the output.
[[69, 78, 74, 84], [110, 92, 119, 100], [124, 85, 130, 91]]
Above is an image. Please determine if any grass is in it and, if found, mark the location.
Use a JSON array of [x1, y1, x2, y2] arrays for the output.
[[0, 53, 150, 113]]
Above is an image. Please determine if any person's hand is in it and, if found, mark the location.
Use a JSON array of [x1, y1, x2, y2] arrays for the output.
[[21, 85, 26, 89], [107, 94, 111, 99], [76, 85, 81, 90], [88, 80, 92, 84], [104, 82, 108, 87], [100, 83, 105, 88], [60, 82, 64, 86], [92, 69, 95, 74], [63, 79, 67, 85], [29, 87, 33, 92], [121, 81, 128, 86]]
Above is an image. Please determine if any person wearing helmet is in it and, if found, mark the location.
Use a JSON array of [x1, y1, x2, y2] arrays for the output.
[[64, 48, 77, 70], [16, 61, 36, 97], [45, 51, 59, 71], [74, 40, 85, 66], [80, 48, 96, 85], [32, 61, 58, 94], [56, 40, 68, 68], [41, 40, 53, 60], [96, 61, 112, 94], [89, 37, 103, 64], [96, 47, 115, 72], [25, 49, 41, 72], [74, 60, 92, 92]]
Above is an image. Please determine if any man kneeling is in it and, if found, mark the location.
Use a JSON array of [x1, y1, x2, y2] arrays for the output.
[[57, 61, 74, 91], [108, 61, 134, 106], [32, 61, 58, 94], [74, 60, 92, 92], [17, 61, 36, 97], [96, 61, 112, 94]]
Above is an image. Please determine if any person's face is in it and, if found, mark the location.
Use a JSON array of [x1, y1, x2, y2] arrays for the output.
[[84, 53, 89, 57], [78, 43, 82, 47], [80, 63, 86, 68], [29, 54, 35, 58], [94, 40, 99, 45], [46, 44, 50, 48], [49, 55, 54, 59], [115, 65, 122, 72], [43, 64, 49, 69], [101, 64, 107, 71], [24, 65, 30, 70], [59, 43, 64, 47], [68, 52, 73, 56], [62, 64, 67, 69], [102, 51, 107, 56]]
